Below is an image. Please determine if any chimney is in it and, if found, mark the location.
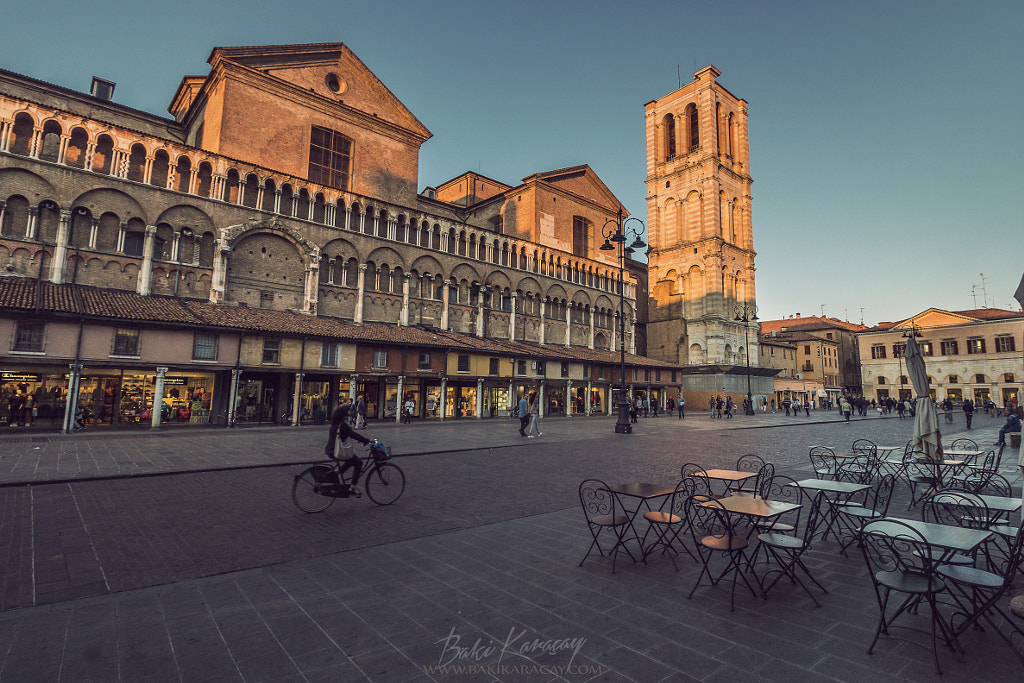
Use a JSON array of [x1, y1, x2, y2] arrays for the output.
[[90, 77, 116, 101], [796, 313, 801, 319]]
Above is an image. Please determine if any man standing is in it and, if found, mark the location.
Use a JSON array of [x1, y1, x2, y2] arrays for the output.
[[402, 396, 415, 424], [678, 395, 685, 419], [963, 397, 975, 429], [517, 392, 530, 437], [355, 394, 367, 429]]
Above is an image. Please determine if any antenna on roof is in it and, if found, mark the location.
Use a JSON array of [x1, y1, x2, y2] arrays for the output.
[[979, 272, 988, 307], [860, 307, 865, 326], [677, 65, 681, 88]]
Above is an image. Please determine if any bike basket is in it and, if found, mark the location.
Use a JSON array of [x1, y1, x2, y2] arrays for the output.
[[371, 443, 391, 462]]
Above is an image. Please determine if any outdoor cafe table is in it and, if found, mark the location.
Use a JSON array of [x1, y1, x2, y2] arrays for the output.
[[867, 518, 992, 564], [604, 483, 676, 558], [977, 494, 1023, 515], [702, 469, 758, 495], [789, 478, 871, 542]]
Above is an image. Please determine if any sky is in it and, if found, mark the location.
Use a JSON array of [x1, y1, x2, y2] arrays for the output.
[[3, 0, 1021, 327]]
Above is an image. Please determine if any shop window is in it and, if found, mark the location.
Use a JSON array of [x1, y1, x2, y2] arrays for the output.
[[644, 369, 651, 382], [966, 339, 986, 355], [112, 328, 140, 357], [489, 358, 499, 375], [517, 360, 527, 376], [192, 333, 217, 361], [373, 350, 388, 368], [320, 342, 340, 367], [996, 336, 1016, 353], [262, 339, 281, 364], [583, 365, 590, 379], [457, 355, 470, 373], [561, 362, 569, 378], [598, 366, 605, 380], [656, 369, 662, 382], [12, 321, 44, 352], [418, 353, 431, 370], [941, 340, 958, 355], [535, 361, 546, 376], [671, 370, 677, 383]]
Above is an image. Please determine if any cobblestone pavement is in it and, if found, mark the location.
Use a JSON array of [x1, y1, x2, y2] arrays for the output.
[[0, 410, 1020, 681]]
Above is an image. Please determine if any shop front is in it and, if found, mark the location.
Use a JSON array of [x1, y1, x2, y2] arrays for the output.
[[483, 382, 511, 418], [1, 368, 69, 428], [590, 385, 608, 415], [546, 384, 566, 416], [445, 382, 477, 419]]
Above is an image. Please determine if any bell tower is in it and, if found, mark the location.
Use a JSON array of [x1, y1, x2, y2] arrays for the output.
[[644, 65, 757, 371]]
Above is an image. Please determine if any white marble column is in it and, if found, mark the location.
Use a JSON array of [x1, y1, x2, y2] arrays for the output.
[[564, 304, 571, 347], [509, 292, 518, 341], [136, 226, 158, 295], [291, 373, 304, 426], [539, 381, 546, 418], [396, 376, 405, 423], [439, 377, 447, 422], [475, 287, 485, 337], [440, 282, 450, 330], [355, 264, 366, 324], [586, 380, 593, 416], [49, 210, 72, 284], [589, 308, 595, 349], [566, 379, 573, 418], [209, 240, 230, 303], [151, 367, 168, 430], [539, 300, 546, 345], [476, 378, 484, 419], [401, 274, 411, 326]]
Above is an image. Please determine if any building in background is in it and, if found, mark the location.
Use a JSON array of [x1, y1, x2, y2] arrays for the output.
[[643, 66, 772, 408], [759, 314, 867, 398], [0, 42, 673, 429], [857, 307, 1023, 407]]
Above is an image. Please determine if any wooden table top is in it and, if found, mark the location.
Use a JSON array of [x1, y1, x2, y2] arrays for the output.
[[703, 469, 757, 482], [605, 483, 677, 499]]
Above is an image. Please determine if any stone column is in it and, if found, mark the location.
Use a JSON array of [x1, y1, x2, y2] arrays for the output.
[[630, 319, 636, 355], [136, 226, 158, 295], [291, 372, 304, 426], [589, 307, 595, 349], [349, 375, 358, 402], [151, 367, 168, 430], [25, 206, 38, 240], [509, 292, 518, 341], [611, 312, 618, 353], [273, 189, 282, 214], [63, 363, 83, 434], [50, 210, 72, 284], [440, 282, 450, 330], [209, 239, 230, 303], [400, 274, 411, 326], [354, 264, 366, 324], [439, 377, 447, 422], [566, 378, 573, 418], [586, 380, 593, 416], [476, 378, 484, 419], [539, 300, 546, 345], [304, 263, 319, 314], [227, 368, 240, 423], [475, 287, 485, 337], [539, 381, 546, 418], [396, 376, 405, 423], [564, 304, 571, 347]]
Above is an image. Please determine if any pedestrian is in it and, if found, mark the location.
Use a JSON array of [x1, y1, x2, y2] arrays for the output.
[[709, 397, 716, 419], [651, 399, 658, 418], [896, 401, 905, 419], [782, 398, 790, 416], [804, 400, 811, 417], [770, 399, 776, 413], [840, 397, 852, 423], [402, 395, 415, 424], [678, 396, 685, 419], [517, 392, 530, 436], [667, 396, 675, 415], [629, 400, 638, 423], [995, 409, 1021, 446], [355, 394, 367, 429], [963, 398, 975, 429], [526, 392, 542, 437], [791, 399, 799, 416], [725, 396, 733, 419], [716, 395, 724, 419]]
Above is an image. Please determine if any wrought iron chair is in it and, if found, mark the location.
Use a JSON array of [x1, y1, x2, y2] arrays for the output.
[[937, 516, 1024, 666], [685, 495, 758, 611], [903, 448, 942, 509], [921, 490, 989, 567], [680, 462, 721, 500], [839, 439, 878, 484], [641, 478, 697, 571], [735, 453, 766, 472], [809, 446, 839, 480], [860, 519, 956, 675], [835, 474, 896, 557], [753, 473, 803, 535], [737, 462, 774, 497], [578, 479, 635, 573], [756, 490, 829, 606]]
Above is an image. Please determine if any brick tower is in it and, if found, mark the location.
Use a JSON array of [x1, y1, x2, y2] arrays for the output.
[[644, 66, 767, 400]]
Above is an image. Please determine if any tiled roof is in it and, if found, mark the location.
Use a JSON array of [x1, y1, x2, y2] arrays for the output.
[[0, 278, 677, 367], [759, 315, 866, 334]]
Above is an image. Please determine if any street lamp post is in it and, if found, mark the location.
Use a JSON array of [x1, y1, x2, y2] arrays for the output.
[[600, 208, 646, 434], [733, 303, 758, 415]]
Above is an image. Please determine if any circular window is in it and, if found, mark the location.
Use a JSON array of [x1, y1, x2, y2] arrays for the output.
[[325, 73, 346, 95]]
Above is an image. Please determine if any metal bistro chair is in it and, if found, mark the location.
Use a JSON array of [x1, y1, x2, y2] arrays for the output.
[[835, 474, 896, 557], [903, 449, 942, 509], [921, 490, 989, 568], [680, 462, 721, 500], [578, 479, 635, 573], [641, 478, 698, 571], [839, 439, 878, 484], [938, 516, 1024, 666], [737, 462, 774, 498], [685, 495, 758, 612], [757, 490, 829, 607], [809, 446, 839, 480], [950, 447, 1001, 495], [735, 453, 767, 473], [860, 519, 957, 675]]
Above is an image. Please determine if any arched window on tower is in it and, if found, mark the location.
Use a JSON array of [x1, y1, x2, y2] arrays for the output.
[[663, 113, 676, 159], [685, 103, 699, 152]]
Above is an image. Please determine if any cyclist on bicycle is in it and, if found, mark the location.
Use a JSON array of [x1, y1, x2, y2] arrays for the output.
[[325, 400, 372, 497]]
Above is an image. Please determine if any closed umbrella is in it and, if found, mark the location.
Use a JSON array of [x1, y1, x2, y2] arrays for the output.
[[906, 335, 942, 462]]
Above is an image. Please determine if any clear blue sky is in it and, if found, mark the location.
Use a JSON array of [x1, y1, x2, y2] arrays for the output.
[[3, 0, 1021, 326]]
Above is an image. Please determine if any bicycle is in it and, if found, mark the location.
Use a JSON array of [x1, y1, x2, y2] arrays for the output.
[[292, 440, 405, 510], [944, 409, 954, 424], [279, 409, 312, 425], [215, 409, 248, 426]]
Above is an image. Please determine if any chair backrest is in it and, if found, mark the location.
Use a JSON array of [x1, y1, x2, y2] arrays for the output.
[[752, 463, 775, 496], [861, 519, 934, 578], [684, 493, 726, 539], [800, 491, 827, 545], [578, 479, 618, 521], [736, 454, 766, 472], [973, 472, 1013, 497], [759, 474, 806, 531], [996, 517, 1024, 587], [680, 462, 708, 480], [866, 474, 897, 516], [809, 446, 837, 479], [852, 439, 877, 456], [667, 477, 697, 516], [950, 437, 978, 451], [922, 490, 989, 529]]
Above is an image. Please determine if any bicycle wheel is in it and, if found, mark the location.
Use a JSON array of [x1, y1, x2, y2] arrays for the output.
[[234, 414, 248, 426], [292, 465, 336, 513], [364, 462, 405, 505]]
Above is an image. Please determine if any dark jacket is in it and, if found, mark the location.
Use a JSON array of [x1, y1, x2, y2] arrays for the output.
[[326, 405, 370, 456]]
